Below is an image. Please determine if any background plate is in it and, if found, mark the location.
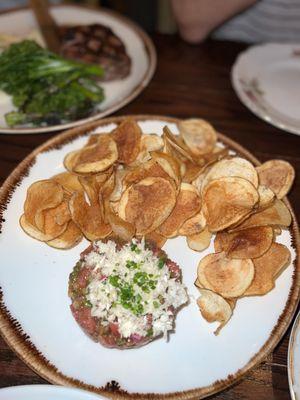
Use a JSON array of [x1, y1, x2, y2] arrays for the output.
[[231, 43, 300, 136], [0, 6, 156, 134], [0, 384, 105, 400], [0, 116, 299, 399]]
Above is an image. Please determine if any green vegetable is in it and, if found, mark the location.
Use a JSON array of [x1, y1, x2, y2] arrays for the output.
[[158, 258, 166, 269], [0, 40, 105, 127]]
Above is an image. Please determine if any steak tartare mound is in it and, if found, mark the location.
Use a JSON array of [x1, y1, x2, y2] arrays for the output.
[[68, 238, 188, 349]]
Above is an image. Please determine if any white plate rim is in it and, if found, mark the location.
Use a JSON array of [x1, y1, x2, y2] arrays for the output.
[[0, 5, 157, 135], [231, 43, 300, 136], [0, 115, 299, 400], [0, 384, 106, 400], [288, 310, 300, 400]]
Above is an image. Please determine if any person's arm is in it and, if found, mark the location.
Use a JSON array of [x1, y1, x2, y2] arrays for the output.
[[171, 0, 258, 43]]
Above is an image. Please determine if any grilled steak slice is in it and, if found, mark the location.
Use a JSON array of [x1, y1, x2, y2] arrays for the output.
[[59, 24, 131, 81]]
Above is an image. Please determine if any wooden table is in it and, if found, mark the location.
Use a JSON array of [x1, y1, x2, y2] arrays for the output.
[[0, 34, 299, 399]]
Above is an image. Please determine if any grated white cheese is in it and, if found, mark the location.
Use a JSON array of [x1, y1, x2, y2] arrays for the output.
[[85, 239, 188, 339]]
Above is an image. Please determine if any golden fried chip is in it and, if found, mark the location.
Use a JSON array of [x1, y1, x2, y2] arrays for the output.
[[123, 159, 172, 188], [202, 177, 259, 232], [214, 226, 273, 259], [52, 172, 84, 195], [258, 185, 275, 209], [194, 278, 203, 288], [140, 133, 164, 152], [182, 161, 205, 183], [203, 145, 229, 164], [197, 288, 232, 335], [74, 135, 118, 174], [231, 199, 292, 231], [106, 206, 135, 242], [110, 166, 127, 202], [151, 151, 181, 187], [179, 118, 217, 156], [274, 227, 282, 236], [20, 214, 68, 242], [163, 126, 196, 162], [51, 200, 71, 226], [78, 172, 110, 205], [118, 177, 177, 235], [69, 192, 111, 241], [257, 159, 295, 199], [158, 183, 201, 237], [144, 230, 167, 248], [24, 179, 64, 229], [64, 135, 117, 174], [112, 119, 142, 164], [186, 227, 212, 252], [46, 221, 83, 249], [178, 211, 206, 236], [197, 252, 254, 298], [244, 243, 291, 296], [201, 157, 258, 191]]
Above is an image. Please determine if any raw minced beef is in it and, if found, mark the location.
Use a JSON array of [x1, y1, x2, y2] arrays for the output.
[[68, 238, 188, 349]]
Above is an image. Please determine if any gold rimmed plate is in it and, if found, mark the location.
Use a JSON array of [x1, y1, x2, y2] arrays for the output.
[[0, 6, 156, 134], [0, 115, 299, 399]]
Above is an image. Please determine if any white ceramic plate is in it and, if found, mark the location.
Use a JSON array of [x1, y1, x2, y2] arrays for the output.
[[0, 116, 299, 400], [0, 6, 156, 134], [0, 384, 106, 400], [231, 43, 300, 136], [288, 311, 300, 400]]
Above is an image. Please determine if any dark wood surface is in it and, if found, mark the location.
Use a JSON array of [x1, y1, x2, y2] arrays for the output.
[[0, 33, 299, 399]]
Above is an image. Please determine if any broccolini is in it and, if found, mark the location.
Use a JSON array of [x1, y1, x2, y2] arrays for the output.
[[0, 40, 105, 127]]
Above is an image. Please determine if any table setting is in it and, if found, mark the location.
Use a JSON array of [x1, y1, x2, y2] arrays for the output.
[[0, 2, 299, 400]]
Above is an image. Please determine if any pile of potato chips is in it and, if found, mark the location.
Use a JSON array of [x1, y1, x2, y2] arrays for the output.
[[20, 118, 295, 334]]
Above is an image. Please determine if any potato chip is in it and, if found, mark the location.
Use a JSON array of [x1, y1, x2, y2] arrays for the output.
[[197, 252, 254, 298], [64, 135, 117, 175], [118, 177, 177, 235], [163, 126, 196, 163], [202, 177, 259, 232], [51, 172, 83, 195], [178, 211, 206, 236], [78, 172, 110, 206], [231, 199, 291, 231], [201, 157, 258, 191], [158, 183, 201, 237], [123, 159, 173, 189], [179, 118, 217, 156], [46, 221, 83, 249], [105, 205, 135, 242], [151, 151, 181, 187], [182, 161, 205, 183], [274, 227, 282, 236], [51, 200, 71, 226], [69, 192, 111, 241], [144, 230, 167, 248], [20, 214, 68, 242], [214, 226, 273, 259], [258, 185, 275, 209], [257, 159, 295, 199], [244, 243, 291, 296], [194, 278, 203, 288], [24, 179, 64, 229], [186, 228, 212, 252], [110, 166, 127, 202], [197, 288, 232, 335], [140, 133, 164, 152], [112, 119, 142, 164]]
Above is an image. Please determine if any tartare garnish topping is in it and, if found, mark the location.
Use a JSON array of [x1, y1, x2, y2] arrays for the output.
[[84, 239, 188, 338]]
